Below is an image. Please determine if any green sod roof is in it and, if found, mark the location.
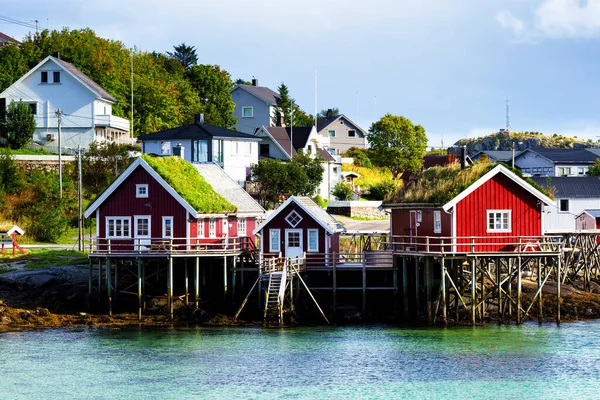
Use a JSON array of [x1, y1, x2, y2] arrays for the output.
[[142, 154, 237, 214]]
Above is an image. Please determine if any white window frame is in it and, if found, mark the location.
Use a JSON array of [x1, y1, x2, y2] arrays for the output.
[[285, 210, 303, 228], [198, 218, 205, 238], [134, 215, 151, 238], [486, 210, 511, 233], [106, 217, 131, 239], [136, 184, 149, 198], [270, 229, 280, 252], [232, 141, 239, 155], [328, 130, 336, 137], [162, 216, 174, 238], [559, 199, 569, 213], [209, 218, 217, 238], [348, 129, 356, 137], [242, 106, 254, 118], [433, 210, 442, 233], [308, 229, 319, 252], [53, 71, 61, 83], [237, 218, 246, 237]]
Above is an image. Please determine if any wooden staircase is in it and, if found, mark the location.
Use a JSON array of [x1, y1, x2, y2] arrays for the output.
[[263, 271, 286, 326]]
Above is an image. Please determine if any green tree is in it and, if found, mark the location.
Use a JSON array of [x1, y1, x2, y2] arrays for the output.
[[589, 159, 600, 176], [342, 147, 373, 168], [318, 108, 340, 118], [0, 43, 28, 93], [186, 64, 237, 128], [272, 83, 293, 127], [332, 182, 353, 200], [83, 142, 138, 194], [290, 151, 324, 195], [3, 101, 36, 149], [167, 43, 198, 71], [367, 114, 427, 180], [235, 78, 251, 85]]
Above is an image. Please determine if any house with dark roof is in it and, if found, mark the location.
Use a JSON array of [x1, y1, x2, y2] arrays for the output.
[[84, 155, 264, 253], [230, 79, 279, 134], [470, 150, 515, 164], [0, 55, 130, 149], [317, 110, 367, 155], [138, 114, 261, 185], [514, 148, 598, 177], [532, 176, 600, 232], [0, 32, 20, 46], [253, 125, 342, 198]]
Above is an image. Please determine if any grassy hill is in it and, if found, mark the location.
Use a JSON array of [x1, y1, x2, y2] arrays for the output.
[[456, 131, 598, 154]]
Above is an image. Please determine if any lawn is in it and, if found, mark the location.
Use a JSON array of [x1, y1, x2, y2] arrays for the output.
[[0, 249, 88, 271]]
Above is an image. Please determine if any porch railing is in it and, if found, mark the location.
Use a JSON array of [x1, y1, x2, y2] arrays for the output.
[[90, 236, 256, 255]]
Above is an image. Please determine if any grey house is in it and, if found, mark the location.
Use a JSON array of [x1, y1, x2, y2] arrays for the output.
[[231, 79, 278, 134], [317, 110, 367, 155], [514, 148, 598, 177]]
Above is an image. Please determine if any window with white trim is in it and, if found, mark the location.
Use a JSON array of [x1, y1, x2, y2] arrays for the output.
[[348, 129, 356, 137], [199, 218, 205, 237], [135, 216, 150, 236], [53, 71, 61, 83], [308, 229, 318, 252], [209, 219, 216, 237], [41, 71, 48, 83], [285, 210, 302, 227], [233, 142, 239, 155], [237, 218, 246, 237], [487, 210, 511, 232], [270, 229, 280, 252], [433, 210, 442, 233], [242, 106, 253, 117], [136, 184, 148, 198], [559, 199, 569, 212], [328, 130, 336, 137], [106, 217, 131, 238], [162, 217, 173, 238]]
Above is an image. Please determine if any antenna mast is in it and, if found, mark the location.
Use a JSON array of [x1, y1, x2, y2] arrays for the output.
[[506, 97, 511, 132]]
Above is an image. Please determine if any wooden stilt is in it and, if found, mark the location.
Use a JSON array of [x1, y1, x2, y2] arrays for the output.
[[137, 258, 142, 320], [184, 258, 189, 306], [508, 259, 513, 319], [332, 252, 337, 316], [393, 262, 399, 318], [471, 258, 476, 325], [362, 257, 367, 316], [114, 261, 118, 310], [402, 257, 408, 318], [517, 255, 522, 325], [88, 259, 93, 310], [425, 257, 432, 323], [497, 257, 502, 324], [106, 258, 112, 316], [414, 258, 420, 320], [142, 263, 146, 312], [441, 257, 447, 325], [538, 258, 543, 324], [168, 257, 173, 320], [232, 256, 237, 306], [98, 259, 102, 300], [557, 256, 561, 325], [195, 257, 200, 309], [480, 260, 485, 320], [223, 256, 228, 301]]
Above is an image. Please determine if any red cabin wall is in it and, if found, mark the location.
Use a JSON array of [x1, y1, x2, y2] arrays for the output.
[[390, 207, 451, 251], [455, 174, 542, 252]]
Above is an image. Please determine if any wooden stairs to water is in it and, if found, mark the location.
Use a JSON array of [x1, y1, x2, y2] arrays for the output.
[[263, 271, 286, 326]]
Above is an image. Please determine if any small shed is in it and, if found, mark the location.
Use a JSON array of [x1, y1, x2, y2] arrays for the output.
[[576, 209, 600, 231], [254, 196, 345, 263], [0, 225, 26, 256]]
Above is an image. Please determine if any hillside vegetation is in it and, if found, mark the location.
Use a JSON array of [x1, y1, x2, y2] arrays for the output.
[[456, 131, 597, 154]]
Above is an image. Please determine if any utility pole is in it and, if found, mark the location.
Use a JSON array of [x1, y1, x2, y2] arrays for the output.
[[77, 145, 83, 252], [56, 109, 63, 198], [290, 102, 294, 158], [131, 48, 134, 140]]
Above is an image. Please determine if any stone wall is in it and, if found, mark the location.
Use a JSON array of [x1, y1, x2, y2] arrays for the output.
[[327, 201, 388, 219]]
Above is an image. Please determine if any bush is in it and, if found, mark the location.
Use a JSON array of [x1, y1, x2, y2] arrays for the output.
[[313, 194, 328, 208], [332, 182, 354, 201], [27, 207, 69, 243], [368, 180, 396, 200]]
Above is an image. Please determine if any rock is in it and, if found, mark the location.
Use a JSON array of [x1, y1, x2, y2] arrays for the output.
[[18, 311, 31, 320], [36, 307, 50, 317], [79, 312, 87, 317], [1, 316, 11, 325], [193, 308, 210, 323]]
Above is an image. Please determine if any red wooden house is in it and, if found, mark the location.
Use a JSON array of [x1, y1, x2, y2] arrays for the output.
[[390, 164, 554, 253], [84, 155, 265, 253], [254, 196, 345, 263]]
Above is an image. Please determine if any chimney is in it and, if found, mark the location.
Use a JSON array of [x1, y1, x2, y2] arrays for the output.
[[460, 146, 467, 170], [326, 109, 333, 118], [252, 78, 258, 86], [52, 51, 60, 59], [195, 113, 204, 124]]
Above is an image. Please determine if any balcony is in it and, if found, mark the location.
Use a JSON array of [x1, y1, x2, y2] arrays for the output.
[[95, 114, 130, 132]]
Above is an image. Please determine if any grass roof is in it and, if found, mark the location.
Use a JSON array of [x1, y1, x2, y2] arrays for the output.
[[142, 155, 237, 214], [388, 162, 553, 205]]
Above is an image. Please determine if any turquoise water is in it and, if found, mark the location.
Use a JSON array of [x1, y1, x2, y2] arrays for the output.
[[1, 322, 600, 399]]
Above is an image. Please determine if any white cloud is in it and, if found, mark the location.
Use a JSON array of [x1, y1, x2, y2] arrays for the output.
[[498, 0, 600, 40]]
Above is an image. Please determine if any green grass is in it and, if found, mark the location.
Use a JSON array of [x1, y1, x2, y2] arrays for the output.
[[0, 249, 88, 270], [17, 226, 91, 245], [7, 147, 54, 155], [350, 216, 389, 221], [142, 155, 236, 213]]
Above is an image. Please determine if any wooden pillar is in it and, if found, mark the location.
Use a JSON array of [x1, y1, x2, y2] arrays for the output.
[[441, 257, 447, 325], [471, 258, 476, 325], [195, 257, 200, 309], [508, 259, 513, 318], [414, 258, 420, 320], [114, 261, 118, 309], [184, 258, 189, 306], [453, 260, 459, 324], [98, 259, 102, 300], [106, 258, 112, 316], [137, 258, 142, 320], [362, 257, 367, 316], [223, 256, 228, 301], [88, 259, 93, 310], [497, 257, 502, 324], [538, 257, 543, 325], [425, 257, 432, 323], [332, 252, 337, 316], [142, 263, 146, 312], [290, 275, 295, 314], [232, 256, 237, 306], [517, 255, 522, 325], [393, 261, 399, 317], [402, 257, 408, 319], [557, 256, 561, 325], [168, 257, 173, 320], [480, 259, 485, 320]]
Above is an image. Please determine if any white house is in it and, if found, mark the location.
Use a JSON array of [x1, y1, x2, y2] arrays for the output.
[[515, 148, 598, 177], [138, 114, 261, 186], [253, 125, 342, 199], [316, 111, 367, 155], [230, 79, 278, 134], [532, 176, 600, 232], [0, 54, 130, 150]]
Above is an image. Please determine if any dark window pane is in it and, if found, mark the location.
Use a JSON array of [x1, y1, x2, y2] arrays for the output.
[[53, 71, 60, 83], [41, 71, 48, 83]]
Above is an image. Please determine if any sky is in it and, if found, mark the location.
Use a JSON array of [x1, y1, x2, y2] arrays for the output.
[[2, 0, 600, 147]]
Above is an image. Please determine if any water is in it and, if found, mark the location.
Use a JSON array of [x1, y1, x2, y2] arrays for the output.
[[1, 322, 600, 399]]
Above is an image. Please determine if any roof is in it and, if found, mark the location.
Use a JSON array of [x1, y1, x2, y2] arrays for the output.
[[443, 164, 554, 212], [138, 121, 261, 141], [253, 196, 345, 235], [341, 171, 361, 178], [231, 84, 279, 105], [0, 32, 20, 45], [470, 150, 514, 162], [531, 176, 600, 198], [525, 148, 598, 164], [316, 114, 367, 136], [578, 209, 600, 219], [263, 126, 315, 156], [586, 148, 600, 157], [317, 147, 335, 162], [193, 163, 265, 217], [0, 225, 24, 235], [84, 156, 236, 218], [400, 154, 469, 187]]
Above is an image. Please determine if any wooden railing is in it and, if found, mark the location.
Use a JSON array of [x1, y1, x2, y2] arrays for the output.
[[90, 236, 256, 255]]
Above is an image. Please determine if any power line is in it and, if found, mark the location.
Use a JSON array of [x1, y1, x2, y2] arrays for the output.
[[0, 15, 37, 30]]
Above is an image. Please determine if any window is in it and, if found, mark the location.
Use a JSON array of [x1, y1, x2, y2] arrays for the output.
[[487, 210, 511, 232], [328, 130, 336, 137], [41, 71, 48, 83], [209, 219, 216, 237], [163, 217, 173, 238], [136, 217, 150, 236], [270, 229, 280, 252], [434, 210, 442, 233], [348, 130, 356, 137], [523, 168, 531, 173], [417, 211, 422, 222], [543, 167, 552, 173], [198, 218, 205, 237], [237, 218, 246, 236], [558, 167, 572, 176], [260, 144, 269, 156], [285, 210, 302, 227], [53, 71, 60, 83], [106, 217, 131, 238], [192, 140, 208, 162], [213, 140, 223, 163], [559, 199, 569, 212], [247, 142, 252, 155], [242, 106, 253, 118], [160, 141, 171, 155], [328, 148, 336, 155], [287, 231, 301, 247], [307, 145, 313, 154], [136, 184, 148, 198], [339, 120, 344, 125], [308, 229, 318, 252], [233, 142, 239, 155], [578, 167, 586, 175]]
